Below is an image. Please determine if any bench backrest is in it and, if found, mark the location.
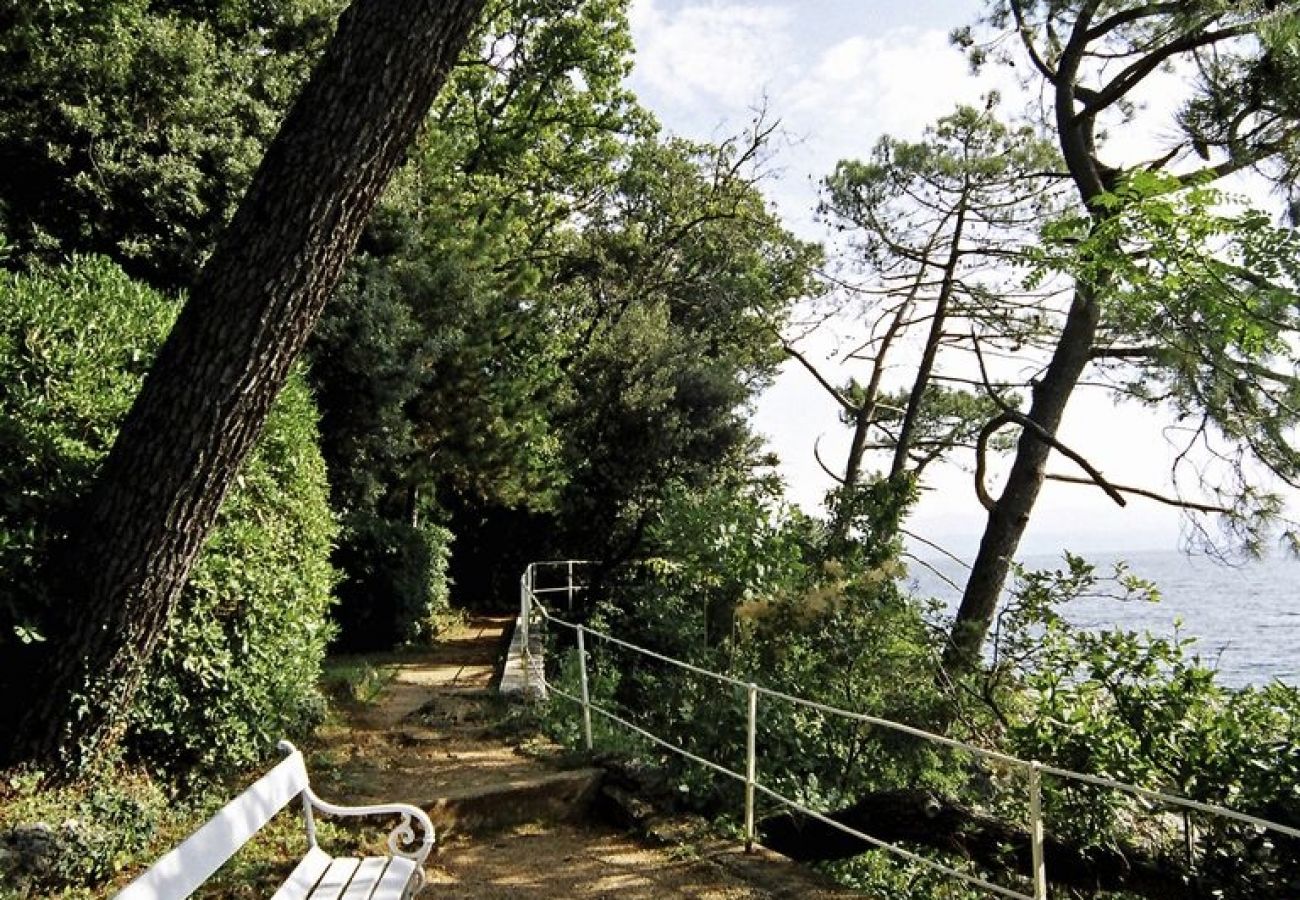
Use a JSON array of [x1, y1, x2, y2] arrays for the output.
[[114, 749, 311, 900]]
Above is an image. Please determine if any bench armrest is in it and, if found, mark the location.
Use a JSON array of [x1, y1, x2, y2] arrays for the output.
[[304, 792, 436, 862], [277, 741, 435, 893]]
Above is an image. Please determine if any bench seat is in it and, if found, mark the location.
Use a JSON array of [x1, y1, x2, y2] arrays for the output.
[[272, 849, 418, 900], [116, 741, 434, 900]]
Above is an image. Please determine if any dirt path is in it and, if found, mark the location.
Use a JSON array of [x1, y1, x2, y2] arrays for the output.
[[313, 616, 860, 899]]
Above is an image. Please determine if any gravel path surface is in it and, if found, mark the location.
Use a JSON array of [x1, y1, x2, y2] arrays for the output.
[[316, 616, 861, 899]]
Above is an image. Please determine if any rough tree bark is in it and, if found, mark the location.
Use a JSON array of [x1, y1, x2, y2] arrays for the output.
[[12, 0, 486, 777], [944, 287, 1103, 670], [942, 2, 1146, 672], [942, 0, 1289, 673]]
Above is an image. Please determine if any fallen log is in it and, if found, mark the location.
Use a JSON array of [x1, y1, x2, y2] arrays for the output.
[[758, 788, 1201, 900]]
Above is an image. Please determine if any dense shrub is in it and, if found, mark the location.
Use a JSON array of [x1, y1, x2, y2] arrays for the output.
[[332, 516, 456, 649], [0, 257, 337, 774], [997, 558, 1300, 899], [542, 487, 1300, 898], [551, 480, 966, 818], [0, 0, 343, 290]]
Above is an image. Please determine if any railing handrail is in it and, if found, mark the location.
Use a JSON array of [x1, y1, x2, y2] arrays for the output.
[[519, 560, 1300, 899], [528, 559, 598, 569]]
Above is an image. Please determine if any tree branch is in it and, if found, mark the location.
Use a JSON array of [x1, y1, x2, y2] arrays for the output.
[[1077, 23, 1254, 122], [902, 528, 972, 571], [814, 434, 847, 485], [1083, 3, 1187, 43], [775, 330, 855, 413], [974, 412, 1013, 512], [1044, 473, 1232, 514], [1090, 345, 1160, 360], [1009, 0, 1059, 82], [971, 331, 1126, 508]]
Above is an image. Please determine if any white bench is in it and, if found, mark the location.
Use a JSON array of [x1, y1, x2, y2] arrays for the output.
[[114, 741, 434, 900]]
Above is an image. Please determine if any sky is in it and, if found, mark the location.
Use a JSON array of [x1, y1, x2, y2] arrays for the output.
[[622, 0, 1278, 560]]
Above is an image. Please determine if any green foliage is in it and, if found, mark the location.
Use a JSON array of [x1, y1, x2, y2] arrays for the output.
[[992, 555, 1300, 898], [543, 488, 1300, 897], [310, 1, 819, 620], [814, 100, 1058, 493], [1034, 172, 1300, 551], [547, 479, 971, 825], [825, 852, 987, 900], [554, 131, 821, 560], [822, 100, 1059, 278], [823, 476, 916, 567], [0, 258, 172, 643], [0, 257, 337, 775], [322, 660, 399, 706], [609, 480, 815, 653], [0, 0, 342, 288], [0, 762, 172, 890], [308, 0, 653, 623], [331, 515, 457, 648]]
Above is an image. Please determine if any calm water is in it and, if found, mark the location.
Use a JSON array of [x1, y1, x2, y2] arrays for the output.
[[909, 549, 1300, 688]]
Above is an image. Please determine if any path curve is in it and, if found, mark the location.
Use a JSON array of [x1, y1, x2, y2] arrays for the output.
[[316, 616, 861, 899]]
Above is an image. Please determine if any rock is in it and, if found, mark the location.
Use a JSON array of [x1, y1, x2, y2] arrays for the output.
[[3, 822, 60, 876], [397, 729, 445, 746]]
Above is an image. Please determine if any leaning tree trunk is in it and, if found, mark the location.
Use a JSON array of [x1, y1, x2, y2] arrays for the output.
[[14, 0, 485, 777], [942, 285, 1100, 671], [941, 8, 1110, 674], [888, 193, 967, 481]]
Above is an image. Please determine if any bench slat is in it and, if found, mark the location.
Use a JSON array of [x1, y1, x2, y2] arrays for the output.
[[270, 846, 333, 900], [339, 857, 390, 900], [307, 857, 361, 900], [372, 856, 417, 899], [115, 752, 312, 900]]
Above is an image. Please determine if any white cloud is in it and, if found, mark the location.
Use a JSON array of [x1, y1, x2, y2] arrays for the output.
[[630, 0, 798, 111], [787, 30, 985, 138], [761, 27, 1017, 228]]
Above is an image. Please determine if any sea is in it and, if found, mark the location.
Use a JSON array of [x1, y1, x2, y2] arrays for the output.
[[908, 549, 1299, 688]]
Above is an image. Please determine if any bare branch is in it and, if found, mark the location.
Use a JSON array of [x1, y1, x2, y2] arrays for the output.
[[1044, 473, 1233, 515], [975, 412, 1014, 512], [902, 528, 973, 571], [774, 329, 855, 413], [1077, 22, 1254, 122], [1083, 3, 1188, 43], [1089, 345, 1160, 360], [1009, 0, 1059, 82], [813, 434, 847, 485], [902, 552, 964, 593], [971, 331, 1127, 508]]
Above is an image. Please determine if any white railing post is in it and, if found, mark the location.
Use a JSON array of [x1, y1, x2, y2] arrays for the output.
[[745, 682, 758, 852], [567, 560, 575, 611], [514, 561, 1300, 899], [1029, 762, 1047, 900], [577, 625, 593, 751], [520, 569, 533, 691]]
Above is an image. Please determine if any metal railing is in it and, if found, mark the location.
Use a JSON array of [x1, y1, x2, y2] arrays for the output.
[[519, 561, 1300, 899], [518, 560, 595, 669]]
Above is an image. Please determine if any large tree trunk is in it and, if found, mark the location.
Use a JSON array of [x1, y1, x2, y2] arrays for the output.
[[13, 0, 485, 777], [941, 5, 1109, 673], [943, 286, 1100, 670]]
